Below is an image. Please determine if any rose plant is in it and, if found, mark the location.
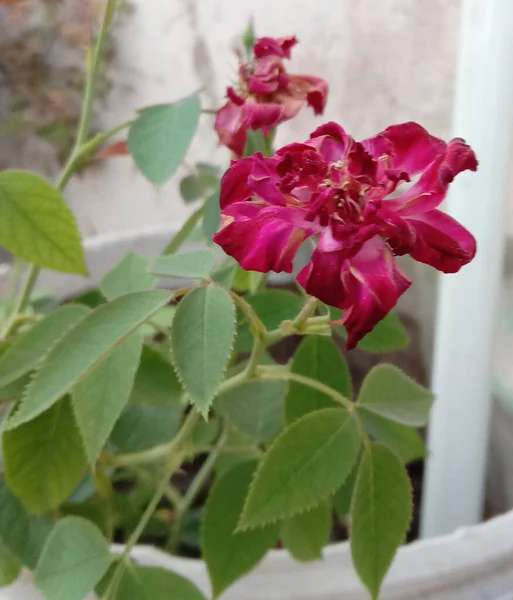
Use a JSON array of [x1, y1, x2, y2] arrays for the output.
[[0, 3, 477, 600]]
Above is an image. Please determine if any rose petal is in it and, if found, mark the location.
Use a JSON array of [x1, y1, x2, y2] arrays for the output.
[[364, 122, 446, 176], [213, 203, 314, 273], [215, 100, 246, 157], [308, 121, 354, 162], [220, 157, 255, 208], [405, 209, 476, 273], [390, 137, 478, 214], [298, 237, 411, 349], [243, 100, 303, 132], [253, 36, 298, 59]]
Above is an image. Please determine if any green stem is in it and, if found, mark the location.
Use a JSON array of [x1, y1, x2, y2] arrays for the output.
[[168, 424, 229, 553], [257, 365, 353, 411], [162, 203, 206, 255], [0, 265, 39, 340], [103, 409, 200, 600], [163, 483, 183, 508], [292, 297, 320, 330], [74, 0, 118, 148]]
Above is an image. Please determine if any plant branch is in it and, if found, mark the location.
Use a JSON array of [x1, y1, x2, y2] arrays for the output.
[[257, 365, 353, 411], [167, 423, 229, 553], [103, 409, 200, 599], [162, 203, 206, 255], [74, 0, 118, 148], [0, 265, 39, 340]]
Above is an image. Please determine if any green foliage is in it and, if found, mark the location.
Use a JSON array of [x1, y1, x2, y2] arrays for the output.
[[0, 481, 53, 569], [72, 332, 143, 463], [357, 364, 434, 426], [360, 410, 426, 464], [0, 170, 87, 274], [99, 253, 158, 300], [130, 344, 183, 406], [110, 403, 182, 454], [350, 443, 412, 600], [235, 290, 303, 352], [219, 379, 287, 441], [171, 285, 236, 414], [240, 408, 361, 529], [180, 162, 220, 205], [281, 500, 332, 562], [202, 461, 279, 597], [356, 313, 409, 353], [285, 336, 351, 423], [148, 249, 216, 280], [333, 465, 359, 521], [331, 310, 409, 353], [128, 97, 201, 185], [5, 290, 171, 429], [3, 398, 87, 514], [0, 304, 89, 388], [34, 517, 112, 600], [98, 564, 207, 600], [0, 540, 21, 587]]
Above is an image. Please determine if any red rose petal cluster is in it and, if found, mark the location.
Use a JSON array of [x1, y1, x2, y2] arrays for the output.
[[215, 35, 328, 157], [213, 121, 477, 348]]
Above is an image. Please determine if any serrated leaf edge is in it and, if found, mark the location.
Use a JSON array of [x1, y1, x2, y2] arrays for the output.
[[237, 408, 361, 531], [170, 285, 236, 417], [3, 292, 171, 431]]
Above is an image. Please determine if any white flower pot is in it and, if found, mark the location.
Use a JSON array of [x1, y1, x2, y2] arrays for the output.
[[2, 225, 513, 600]]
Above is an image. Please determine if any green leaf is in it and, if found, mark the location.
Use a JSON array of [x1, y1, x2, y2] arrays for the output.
[[180, 175, 204, 203], [110, 403, 182, 453], [148, 249, 215, 280], [99, 253, 158, 300], [5, 290, 171, 429], [0, 304, 89, 388], [128, 97, 201, 186], [72, 332, 143, 464], [98, 564, 207, 600], [333, 465, 358, 520], [0, 170, 87, 274], [130, 344, 182, 406], [360, 410, 426, 463], [357, 313, 409, 353], [203, 191, 221, 240], [357, 364, 434, 427], [202, 461, 279, 598], [0, 481, 53, 568], [34, 517, 112, 600], [3, 397, 87, 514], [0, 539, 21, 587], [281, 500, 331, 563], [350, 443, 412, 600], [171, 285, 236, 414], [235, 290, 303, 353], [0, 373, 31, 401], [240, 408, 361, 529], [285, 336, 352, 424], [211, 263, 237, 289], [214, 431, 261, 477], [219, 380, 286, 441]]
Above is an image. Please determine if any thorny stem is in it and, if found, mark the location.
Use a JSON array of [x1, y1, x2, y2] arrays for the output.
[[103, 409, 201, 600], [162, 203, 207, 256]]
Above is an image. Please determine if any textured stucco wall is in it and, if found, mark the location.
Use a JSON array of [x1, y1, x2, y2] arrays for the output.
[[65, 0, 462, 235]]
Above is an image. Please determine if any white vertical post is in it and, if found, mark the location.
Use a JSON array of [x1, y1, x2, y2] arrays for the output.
[[421, 0, 513, 538]]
